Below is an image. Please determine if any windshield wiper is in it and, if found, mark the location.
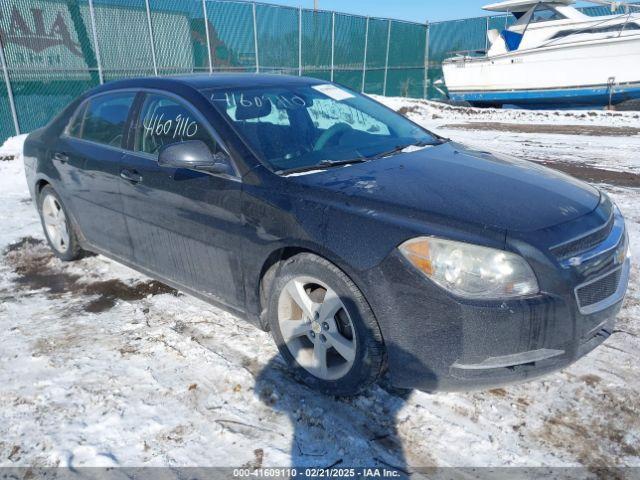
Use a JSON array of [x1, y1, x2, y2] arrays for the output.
[[278, 157, 368, 176], [366, 141, 434, 161], [277, 139, 447, 175]]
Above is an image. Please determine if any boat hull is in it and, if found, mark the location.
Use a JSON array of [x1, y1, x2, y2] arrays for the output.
[[443, 35, 640, 108], [449, 82, 640, 108]]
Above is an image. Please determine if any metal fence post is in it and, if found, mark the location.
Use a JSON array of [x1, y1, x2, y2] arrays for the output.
[[361, 16, 369, 93], [88, 0, 104, 84], [330, 11, 335, 82], [202, 0, 213, 73], [298, 7, 303, 76], [253, 2, 259, 73], [423, 22, 429, 99], [485, 16, 490, 52], [144, 0, 158, 75], [383, 19, 391, 96], [0, 37, 19, 136]]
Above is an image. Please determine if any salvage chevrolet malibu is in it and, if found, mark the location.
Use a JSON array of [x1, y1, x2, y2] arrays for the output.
[[24, 74, 630, 395]]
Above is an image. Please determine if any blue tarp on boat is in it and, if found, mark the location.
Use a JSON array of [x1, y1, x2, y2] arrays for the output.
[[502, 30, 524, 51]]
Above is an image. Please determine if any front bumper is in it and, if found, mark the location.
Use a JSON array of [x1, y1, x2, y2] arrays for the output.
[[362, 208, 630, 392]]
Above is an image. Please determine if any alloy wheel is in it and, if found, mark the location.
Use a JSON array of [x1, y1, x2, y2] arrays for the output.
[[42, 194, 70, 254], [277, 276, 357, 381]]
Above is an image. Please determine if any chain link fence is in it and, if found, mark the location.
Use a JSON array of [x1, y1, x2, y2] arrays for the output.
[[0, 0, 638, 142]]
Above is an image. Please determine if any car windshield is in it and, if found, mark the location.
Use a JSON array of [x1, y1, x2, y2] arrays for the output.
[[202, 84, 439, 173]]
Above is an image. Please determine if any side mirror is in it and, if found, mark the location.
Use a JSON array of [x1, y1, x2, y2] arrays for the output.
[[158, 140, 232, 175]]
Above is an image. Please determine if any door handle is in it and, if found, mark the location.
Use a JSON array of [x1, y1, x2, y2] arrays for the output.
[[120, 168, 143, 184], [53, 152, 69, 163]]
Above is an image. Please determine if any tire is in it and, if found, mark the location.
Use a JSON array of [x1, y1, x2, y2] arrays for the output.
[[266, 253, 385, 396], [38, 185, 83, 261]]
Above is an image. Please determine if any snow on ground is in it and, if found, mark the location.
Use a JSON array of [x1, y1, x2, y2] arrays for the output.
[[376, 96, 640, 128], [0, 134, 28, 162], [375, 96, 640, 175], [0, 101, 639, 472]]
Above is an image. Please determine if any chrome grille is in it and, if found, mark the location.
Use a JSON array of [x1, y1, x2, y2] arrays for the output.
[[576, 268, 622, 310], [551, 215, 614, 260]]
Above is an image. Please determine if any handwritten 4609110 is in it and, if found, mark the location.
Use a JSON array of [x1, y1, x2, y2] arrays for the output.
[[143, 112, 199, 140]]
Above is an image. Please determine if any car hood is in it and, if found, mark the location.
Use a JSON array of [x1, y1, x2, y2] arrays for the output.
[[290, 142, 600, 233]]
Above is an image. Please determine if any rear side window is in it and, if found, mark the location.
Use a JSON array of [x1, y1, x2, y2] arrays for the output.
[[66, 102, 88, 138], [134, 94, 218, 157], [68, 93, 135, 147]]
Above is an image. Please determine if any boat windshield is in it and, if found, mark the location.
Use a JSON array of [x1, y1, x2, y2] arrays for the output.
[[516, 5, 567, 23], [532, 5, 566, 22], [202, 84, 439, 173]]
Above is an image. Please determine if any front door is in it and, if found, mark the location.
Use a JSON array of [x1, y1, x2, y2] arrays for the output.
[[119, 92, 245, 309]]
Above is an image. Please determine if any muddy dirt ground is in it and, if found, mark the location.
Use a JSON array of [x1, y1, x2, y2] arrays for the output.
[[442, 122, 640, 137]]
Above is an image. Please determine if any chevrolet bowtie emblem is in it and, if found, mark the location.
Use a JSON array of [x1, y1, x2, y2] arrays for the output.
[[568, 257, 582, 267]]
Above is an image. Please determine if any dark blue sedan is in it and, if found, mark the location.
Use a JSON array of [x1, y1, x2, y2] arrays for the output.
[[23, 74, 631, 395]]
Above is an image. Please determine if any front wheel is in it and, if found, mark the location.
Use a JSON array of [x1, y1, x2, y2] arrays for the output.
[[38, 185, 83, 261], [267, 253, 385, 396]]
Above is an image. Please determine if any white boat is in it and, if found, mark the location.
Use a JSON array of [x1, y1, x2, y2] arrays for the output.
[[442, 0, 640, 108]]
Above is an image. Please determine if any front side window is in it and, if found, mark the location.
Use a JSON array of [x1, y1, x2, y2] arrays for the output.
[[204, 84, 437, 173], [135, 94, 218, 157], [72, 93, 135, 147]]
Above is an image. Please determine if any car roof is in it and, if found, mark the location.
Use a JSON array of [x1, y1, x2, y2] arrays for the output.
[[173, 73, 325, 89], [90, 73, 326, 96]]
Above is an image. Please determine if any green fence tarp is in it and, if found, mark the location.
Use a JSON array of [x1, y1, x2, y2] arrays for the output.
[[206, 1, 256, 71], [256, 3, 298, 73], [0, 70, 13, 142]]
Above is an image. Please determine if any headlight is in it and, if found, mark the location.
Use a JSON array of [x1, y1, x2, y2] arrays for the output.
[[399, 237, 539, 300]]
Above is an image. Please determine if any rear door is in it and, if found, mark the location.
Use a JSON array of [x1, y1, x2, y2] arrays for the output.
[[119, 91, 245, 309], [56, 91, 137, 259]]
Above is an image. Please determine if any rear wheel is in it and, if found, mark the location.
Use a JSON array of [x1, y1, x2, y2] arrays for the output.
[[267, 253, 385, 396], [38, 185, 83, 261]]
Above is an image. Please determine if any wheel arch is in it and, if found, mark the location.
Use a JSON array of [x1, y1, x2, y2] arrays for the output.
[[30, 171, 58, 200], [35, 178, 51, 197], [255, 243, 377, 335], [257, 246, 315, 330]]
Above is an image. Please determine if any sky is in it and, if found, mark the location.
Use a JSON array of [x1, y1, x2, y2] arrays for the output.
[[244, 0, 596, 23]]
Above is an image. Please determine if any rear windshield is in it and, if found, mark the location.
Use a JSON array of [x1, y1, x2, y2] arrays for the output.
[[202, 84, 437, 172]]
